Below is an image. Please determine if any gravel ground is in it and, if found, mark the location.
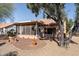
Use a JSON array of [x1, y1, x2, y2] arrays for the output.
[[0, 36, 79, 56]]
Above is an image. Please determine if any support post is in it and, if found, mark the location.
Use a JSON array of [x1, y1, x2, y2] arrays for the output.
[[30, 26, 32, 35], [20, 26, 22, 35], [36, 22, 38, 37], [25, 26, 27, 35], [16, 26, 18, 35], [24, 26, 25, 35], [3, 28, 6, 35]]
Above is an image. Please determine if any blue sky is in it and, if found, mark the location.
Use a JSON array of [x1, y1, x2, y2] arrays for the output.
[[6, 3, 76, 23], [65, 3, 76, 21]]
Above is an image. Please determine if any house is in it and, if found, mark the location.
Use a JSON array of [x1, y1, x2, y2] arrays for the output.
[[0, 18, 58, 39], [0, 23, 14, 35]]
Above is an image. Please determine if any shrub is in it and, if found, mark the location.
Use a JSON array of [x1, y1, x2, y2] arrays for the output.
[[7, 29, 16, 37]]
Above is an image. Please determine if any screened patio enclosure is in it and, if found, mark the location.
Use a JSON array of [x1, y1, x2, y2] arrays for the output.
[[15, 20, 58, 38], [15, 21, 43, 36]]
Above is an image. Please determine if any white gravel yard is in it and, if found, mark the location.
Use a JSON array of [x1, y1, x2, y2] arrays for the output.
[[0, 36, 79, 56]]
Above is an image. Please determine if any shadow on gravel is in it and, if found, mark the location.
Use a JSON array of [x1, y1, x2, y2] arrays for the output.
[[3, 51, 18, 56], [0, 42, 6, 46]]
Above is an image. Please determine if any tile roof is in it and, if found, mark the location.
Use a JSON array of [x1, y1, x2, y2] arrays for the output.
[[38, 18, 56, 25], [0, 23, 14, 28], [0, 18, 57, 28]]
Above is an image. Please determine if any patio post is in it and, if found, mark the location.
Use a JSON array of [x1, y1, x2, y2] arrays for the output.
[[24, 26, 25, 35], [36, 22, 38, 37], [3, 28, 6, 34], [25, 26, 27, 35], [16, 26, 18, 35], [30, 26, 31, 35], [20, 26, 22, 35]]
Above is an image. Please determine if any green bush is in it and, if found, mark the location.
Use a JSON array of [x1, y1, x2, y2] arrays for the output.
[[7, 29, 16, 37]]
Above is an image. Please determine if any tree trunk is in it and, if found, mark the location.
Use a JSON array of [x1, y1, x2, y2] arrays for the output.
[[59, 22, 64, 46], [56, 4, 65, 47]]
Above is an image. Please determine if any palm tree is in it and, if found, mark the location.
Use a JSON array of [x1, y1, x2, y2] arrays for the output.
[[71, 4, 79, 35], [66, 19, 74, 32], [0, 3, 14, 22], [26, 3, 66, 46]]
